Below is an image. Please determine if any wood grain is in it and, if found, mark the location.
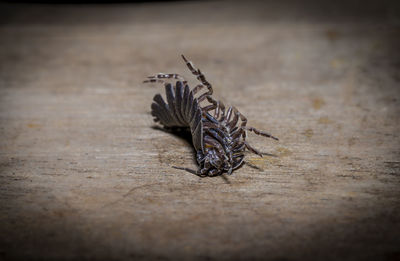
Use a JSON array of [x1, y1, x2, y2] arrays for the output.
[[0, 1, 399, 260]]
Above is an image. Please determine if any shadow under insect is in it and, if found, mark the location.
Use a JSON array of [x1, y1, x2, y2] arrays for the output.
[[151, 125, 195, 153]]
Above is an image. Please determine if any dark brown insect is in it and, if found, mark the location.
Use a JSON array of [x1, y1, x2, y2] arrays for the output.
[[144, 55, 278, 177]]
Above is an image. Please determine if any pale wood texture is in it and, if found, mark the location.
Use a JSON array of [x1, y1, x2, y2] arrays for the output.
[[0, 1, 399, 260]]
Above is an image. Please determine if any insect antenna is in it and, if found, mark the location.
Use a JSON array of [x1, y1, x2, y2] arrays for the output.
[[172, 166, 203, 177]]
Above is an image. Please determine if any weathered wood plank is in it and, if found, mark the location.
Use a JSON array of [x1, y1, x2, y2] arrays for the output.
[[0, 1, 399, 260]]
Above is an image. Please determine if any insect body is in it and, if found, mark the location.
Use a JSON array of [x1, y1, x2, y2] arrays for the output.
[[145, 55, 278, 177]]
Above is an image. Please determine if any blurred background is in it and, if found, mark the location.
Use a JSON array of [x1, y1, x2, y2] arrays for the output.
[[0, 1, 399, 260]]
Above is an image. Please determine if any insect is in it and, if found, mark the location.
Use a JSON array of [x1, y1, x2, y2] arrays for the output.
[[144, 55, 278, 177]]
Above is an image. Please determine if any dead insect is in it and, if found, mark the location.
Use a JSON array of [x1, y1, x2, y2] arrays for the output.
[[144, 55, 278, 177]]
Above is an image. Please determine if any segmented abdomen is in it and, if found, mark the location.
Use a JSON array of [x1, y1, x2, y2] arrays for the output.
[[151, 81, 204, 152]]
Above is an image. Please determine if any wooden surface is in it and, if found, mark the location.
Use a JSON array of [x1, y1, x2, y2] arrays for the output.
[[0, 1, 399, 260]]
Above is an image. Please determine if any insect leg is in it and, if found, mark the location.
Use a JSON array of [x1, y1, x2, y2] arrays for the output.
[[225, 106, 233, 122], [236, 109, 248, 128], [242, 126, 279, 141], [202, 104, 217, 114], [233, 110, 265, 156], [204, 129, 225, 149], [232, 153, 245, 158], [232, 154, 245, 170], [219, 101, 226, 121], [232, 141, 245, 152], [144, 73, 187, 84], [197, 92, 210, 103], [205, 96, 220, 118], [227, 107, 239, 129], [232, 107, 279, 140], [204, 111, 220, 125], [230, 108, 250, 142], [244, 141, 263, 157], [205, 96, 225, 120], [143, 78, 165, 84], [181, 54, 213, 97], [172, 166, 205, 177], [192, 84, 213, 103], [191, 84, 206, 95]]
